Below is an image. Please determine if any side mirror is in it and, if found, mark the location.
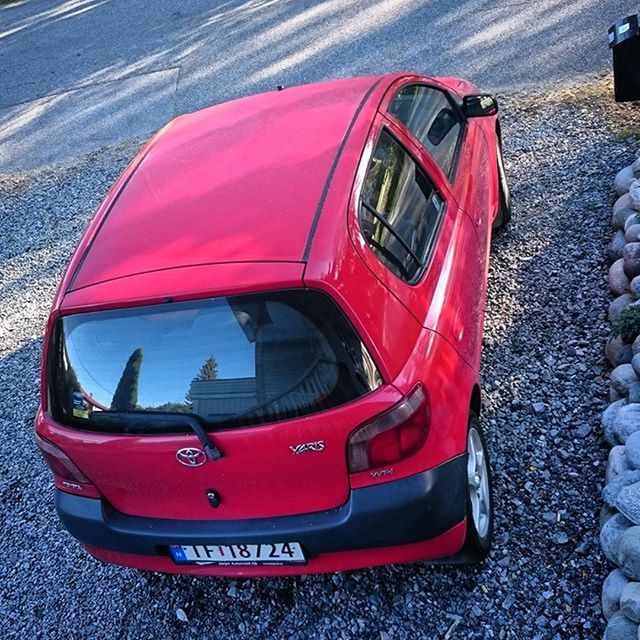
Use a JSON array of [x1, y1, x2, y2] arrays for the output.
[[462, 94, 498, 117]]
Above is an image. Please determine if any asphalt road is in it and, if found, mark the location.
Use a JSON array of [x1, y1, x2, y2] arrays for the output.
[[0, 0, 635, 171]]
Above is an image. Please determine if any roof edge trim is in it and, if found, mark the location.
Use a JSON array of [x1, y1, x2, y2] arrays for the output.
[[65, 119, 180, 293], [301, 77, 383, 262]]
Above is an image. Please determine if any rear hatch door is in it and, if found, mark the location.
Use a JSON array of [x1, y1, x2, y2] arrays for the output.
[[46, 288, 398, 520]]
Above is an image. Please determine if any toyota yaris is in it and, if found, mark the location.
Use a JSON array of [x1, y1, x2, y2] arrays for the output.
[[35, 73, 510, 576]]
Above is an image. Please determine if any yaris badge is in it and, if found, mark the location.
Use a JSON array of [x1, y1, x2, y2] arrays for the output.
[[289, 440, 325, 455], [176, 447, 206, 467]]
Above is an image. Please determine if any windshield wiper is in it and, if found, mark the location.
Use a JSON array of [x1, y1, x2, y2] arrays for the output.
[[97, 411, 223, 461]]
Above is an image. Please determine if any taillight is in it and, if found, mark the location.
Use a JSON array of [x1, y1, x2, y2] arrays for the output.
[[348, 385, 429, 473], [35, 433, 100, 497]]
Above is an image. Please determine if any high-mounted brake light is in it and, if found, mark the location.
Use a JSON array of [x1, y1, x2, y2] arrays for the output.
[[347, 385, 429, 473], [35, 433, 100, 497]]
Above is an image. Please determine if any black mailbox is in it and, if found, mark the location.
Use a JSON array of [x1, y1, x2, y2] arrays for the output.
[[609, 14, 640, 102]]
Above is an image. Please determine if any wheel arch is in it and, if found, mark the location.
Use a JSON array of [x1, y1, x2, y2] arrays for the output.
[[470, 383, 482, 417], [495, 118, 502, 141]]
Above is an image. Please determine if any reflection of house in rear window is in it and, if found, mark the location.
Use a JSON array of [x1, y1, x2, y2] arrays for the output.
[[190, 379, 256, 416]]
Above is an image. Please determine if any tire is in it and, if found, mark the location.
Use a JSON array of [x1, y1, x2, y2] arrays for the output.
[[492, 132, 511, 230], [461, 414, 494, 562]]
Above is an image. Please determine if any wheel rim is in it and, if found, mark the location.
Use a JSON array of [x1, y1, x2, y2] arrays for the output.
[[467, 427, 490, 539]]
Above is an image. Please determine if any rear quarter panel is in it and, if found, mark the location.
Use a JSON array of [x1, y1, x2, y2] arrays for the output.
[[350, 328, 476, 490]]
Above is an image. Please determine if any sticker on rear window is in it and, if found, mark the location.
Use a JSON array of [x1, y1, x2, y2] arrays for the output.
[[72, 391, 89, 419]]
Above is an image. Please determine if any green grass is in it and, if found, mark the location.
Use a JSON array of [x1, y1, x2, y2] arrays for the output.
[[616, 126, 640, 142]]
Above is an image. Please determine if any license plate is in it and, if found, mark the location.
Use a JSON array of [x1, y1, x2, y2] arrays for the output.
[[169, 542, 306, 566]]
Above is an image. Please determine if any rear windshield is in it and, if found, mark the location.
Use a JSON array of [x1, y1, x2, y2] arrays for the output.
[[48, 290, 382, 434]]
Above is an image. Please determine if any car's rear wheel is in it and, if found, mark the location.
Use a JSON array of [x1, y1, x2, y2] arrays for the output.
[[462, 414, 493, 561], [492, 132, 511, 230]]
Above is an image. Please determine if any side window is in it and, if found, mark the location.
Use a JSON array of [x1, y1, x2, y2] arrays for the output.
[[388, 85, 462, 179], [359, 129, 445, 284]]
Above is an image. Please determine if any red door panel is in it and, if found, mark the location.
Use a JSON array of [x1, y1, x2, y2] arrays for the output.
[[346, 115, 453, 324], [346, 113, 487, 370], [423, 208, 485, 367]]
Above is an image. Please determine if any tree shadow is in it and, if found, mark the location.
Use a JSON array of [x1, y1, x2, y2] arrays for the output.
[[0, 0, 635, 171]]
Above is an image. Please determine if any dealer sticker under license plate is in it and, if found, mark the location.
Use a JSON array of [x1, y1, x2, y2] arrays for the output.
[[169, 542, 306, 565]]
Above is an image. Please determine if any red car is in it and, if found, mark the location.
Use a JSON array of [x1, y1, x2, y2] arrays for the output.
[[35, 73, 510, 576]]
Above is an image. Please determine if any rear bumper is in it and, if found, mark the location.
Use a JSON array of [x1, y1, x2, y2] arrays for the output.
[[56, 455, 467, 573]]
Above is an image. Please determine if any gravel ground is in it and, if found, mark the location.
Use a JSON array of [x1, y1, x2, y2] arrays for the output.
[[1, 81, 639, 639]]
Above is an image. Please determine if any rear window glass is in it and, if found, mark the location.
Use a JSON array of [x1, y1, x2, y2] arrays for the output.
[[49, 291, 382, 434]]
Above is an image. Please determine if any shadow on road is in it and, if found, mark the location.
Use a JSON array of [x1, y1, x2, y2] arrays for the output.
[[0, 0, 635, 171]]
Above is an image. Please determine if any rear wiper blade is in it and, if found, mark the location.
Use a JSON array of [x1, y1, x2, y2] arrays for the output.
[[100, 411, 223, 461]]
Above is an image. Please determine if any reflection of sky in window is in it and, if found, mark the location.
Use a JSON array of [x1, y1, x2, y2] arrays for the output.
[[64, 300, 255, 407]]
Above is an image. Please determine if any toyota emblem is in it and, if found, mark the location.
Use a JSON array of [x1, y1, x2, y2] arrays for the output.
[[176, 447, 206, 467]]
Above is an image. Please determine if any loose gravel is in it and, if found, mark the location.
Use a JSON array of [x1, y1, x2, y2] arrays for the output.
[[1, 81, 639, 639]]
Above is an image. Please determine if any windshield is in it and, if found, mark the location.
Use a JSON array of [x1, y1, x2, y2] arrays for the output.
[[48, 290, 382, 434]]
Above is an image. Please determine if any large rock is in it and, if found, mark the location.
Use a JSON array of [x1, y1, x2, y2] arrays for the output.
[[631, 180, 640, 211], [611, 229, 629, 263], [613, 364, 640, 397], [604, 400, 630, 444], [616, 162, 640, 196], [634, 335, 640, 356], [630, 382, 640, 404], [612, 259, 632, 295], [628, 431, 640, 469], [617, 166, 637, 197], [627, 214, 640, 232], [626, 225, 640, 244], [604, 611, 639, 639], [617, 483, 640, 525], [631, 276, 640, 299], [609, 446, 633, 483], [601, 513, 635, 564], [612, 296, 638, 323], [619, 526, 640, 580], [614, 208, 639, 231], [604, 471, 640, 507], [603, 504, 619, 530], [606, 404, 640, 445], [621, 582, 640, 623], [608, 337, 634, 367], [626, 245, 640, 279], [603, 569, 630, 620], [615, 193, 634, 215], [634, 354, 640, 379]]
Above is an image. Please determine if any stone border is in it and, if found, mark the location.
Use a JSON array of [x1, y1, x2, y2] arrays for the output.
[[602, 155, 640, 639]]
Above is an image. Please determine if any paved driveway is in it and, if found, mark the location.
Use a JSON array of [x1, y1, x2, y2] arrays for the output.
[[0, 0, 635, 171]]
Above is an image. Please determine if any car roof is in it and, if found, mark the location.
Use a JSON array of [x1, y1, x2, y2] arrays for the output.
[[67, 75, 387, 292]]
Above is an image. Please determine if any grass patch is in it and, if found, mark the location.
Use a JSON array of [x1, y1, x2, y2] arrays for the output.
[[510, 75, 640, 139], [616, 126, 640, 142]]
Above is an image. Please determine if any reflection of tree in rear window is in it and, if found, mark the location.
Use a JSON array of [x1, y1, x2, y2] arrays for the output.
[[49, 291, 382, 434]]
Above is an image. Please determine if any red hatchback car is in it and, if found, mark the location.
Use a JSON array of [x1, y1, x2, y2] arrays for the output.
[[36, 73, 510, 576]]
